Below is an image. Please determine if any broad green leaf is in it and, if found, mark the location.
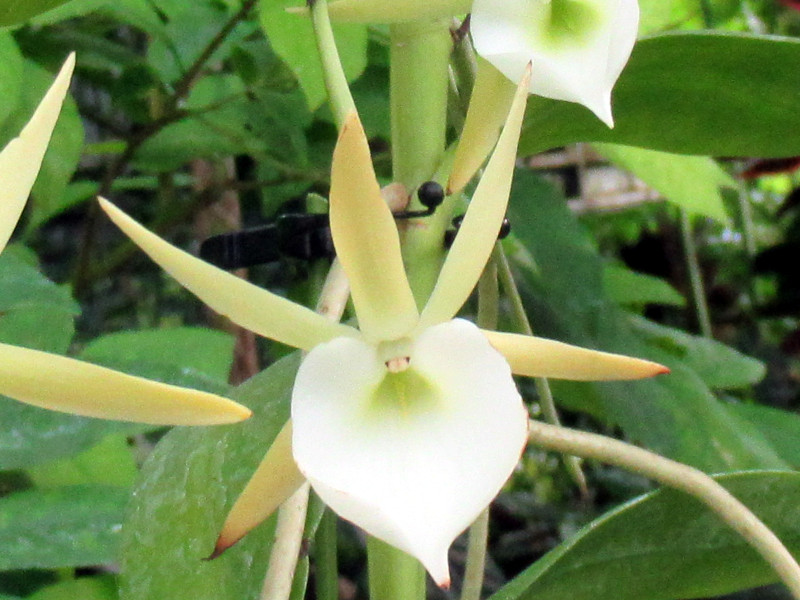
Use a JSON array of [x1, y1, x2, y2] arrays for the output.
[[259, 0, 368, 111], [630, 317, 766, 390], [0, 35, 23, 130], [729, 404, 800, 469], [28, 576, 118, 600], [508, 170, 784, 471], [520, 33, 800, 158], [593, 144, 733, 222], [491, 471, 800, 600], [603, 263, 686, 307], [80, 327, 235, 395], [120, 354, 300, 600], [0, 62, 85, 232], [0, 485, 128, 570], [0, 0, 74, 25], [27, 434, 138, 489]]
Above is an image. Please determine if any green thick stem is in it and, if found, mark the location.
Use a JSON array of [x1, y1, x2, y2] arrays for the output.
[[367, 537, 427, 600], [314, 510, 338, 600], [390, 19, 453, 306], [680, 209, 713, 338], [527, 420, 800, 599]]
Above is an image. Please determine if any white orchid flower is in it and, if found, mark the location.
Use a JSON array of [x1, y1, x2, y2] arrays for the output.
[[0, 54, 250, 426], [99, 68, 665, 586]]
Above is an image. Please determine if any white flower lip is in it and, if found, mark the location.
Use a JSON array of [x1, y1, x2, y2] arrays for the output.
[[471, 0, 640, 127]]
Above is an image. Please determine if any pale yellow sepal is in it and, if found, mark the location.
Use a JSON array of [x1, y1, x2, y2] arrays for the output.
[[0, 53, 75, 253], [418, 66, 531, 331], [483, 330, 669, 381], [447, 58, 517, 196], [211, 420, 305, 557], [0, 341, 251, 424], [307, 0, 470, 23], [98, 198, 357, 351], [329, 112, 418, 341]]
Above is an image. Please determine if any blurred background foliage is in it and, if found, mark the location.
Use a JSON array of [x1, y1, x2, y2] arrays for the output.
[[1, 0, 800, 599]]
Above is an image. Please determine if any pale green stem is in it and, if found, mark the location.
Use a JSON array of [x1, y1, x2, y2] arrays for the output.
[[680, 209, 713, 339], [309, 0, 356, 129], [367, 537, 427, 600], [738, 182, 757, 258], [261, 261, 350, 600], [527, 419, 800, 599], [496, 247, 588, 496], [391, 19, 454, 307], [260, 483, 312, 600], [314, 510, 338, 600], [460, 249, 501, 600]]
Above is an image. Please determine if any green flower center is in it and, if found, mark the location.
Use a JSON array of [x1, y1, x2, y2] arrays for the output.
[[536, 0, 604, 49], [368, 366, 440, 418]]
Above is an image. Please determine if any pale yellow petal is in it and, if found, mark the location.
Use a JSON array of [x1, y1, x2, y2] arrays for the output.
[[329, 112, 418, 341], [0, 341, 251, 424], [483, 330, 669, 381], [0, 53, 75, 253], [99, 198, 357, 351], [419, 66, 531, 330], [211, 420, 305, 557], [447, 58, 517, 196]]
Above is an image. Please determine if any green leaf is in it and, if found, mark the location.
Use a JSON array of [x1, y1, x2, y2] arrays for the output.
[[0, 34, 23, 130], [27, 434, 138, 489], [27, 576, 118, 600], [491, 471, 800, 600], [593, 144, 733, 222], [507, 170, 784, 471], [0, 0, 74, 25], [602, 263, 686, 307], [520, 33, 800, 157], [630, 317, 766, 390], [0, 485, 128, 570], [79, 327, 235, 395], [120, 354, 300, 600], [259, 0, 368, 111], [728, 404, 800, 469]]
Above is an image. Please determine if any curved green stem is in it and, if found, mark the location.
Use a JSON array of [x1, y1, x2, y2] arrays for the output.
[[680, 209, 713, 338], [496, 247, 588, 495], [527, 419, 800, 599], [309, 0, 357, 128]]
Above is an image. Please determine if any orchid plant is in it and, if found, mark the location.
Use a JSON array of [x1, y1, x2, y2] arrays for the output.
[[4, 1, 800, 600]]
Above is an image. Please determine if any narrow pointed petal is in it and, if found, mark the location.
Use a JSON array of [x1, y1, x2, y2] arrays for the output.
[[292, 319, 528, 582], [0, 54, 74, 253], [472, 0, 639, 127], [0, 342, 251, 424], [329, 112, 418, 341], [99, 199, 357, 351], [323, 0, 470, 22], [211, 421, 305, 557], [419, 67, 530, 330], [447, 58, 517, 196], [483, 330, 669, 381]]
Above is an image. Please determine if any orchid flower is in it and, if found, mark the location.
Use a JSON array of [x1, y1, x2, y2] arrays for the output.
[[0, 54, 250, 427], [99, 67, 665, 586]]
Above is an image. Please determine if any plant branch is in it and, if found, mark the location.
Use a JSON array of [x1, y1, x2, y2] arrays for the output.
[[527, 419, 800, 599]]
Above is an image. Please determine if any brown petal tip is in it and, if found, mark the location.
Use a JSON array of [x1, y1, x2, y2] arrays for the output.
[[204, 534, 239, 561]]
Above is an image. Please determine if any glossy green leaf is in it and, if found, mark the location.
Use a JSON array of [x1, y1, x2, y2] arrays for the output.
[[603, 263, 686, 307], [27, 576, 118, 600], [593, 144, 733, 222], [508, 170, 784, 471], [729, 404, 800, 469], [0, 485, 128, 570], [259, 0, 368, 111], [27, 434, 138, 489], [520, 33, 800, 158], [80, 327, 235, 395], [630, 317, 766, 390], [0, 35, 23, 130], [120, 354, 300, 600], [0, 0, 74, 25], [491, 471, 800, 600]]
